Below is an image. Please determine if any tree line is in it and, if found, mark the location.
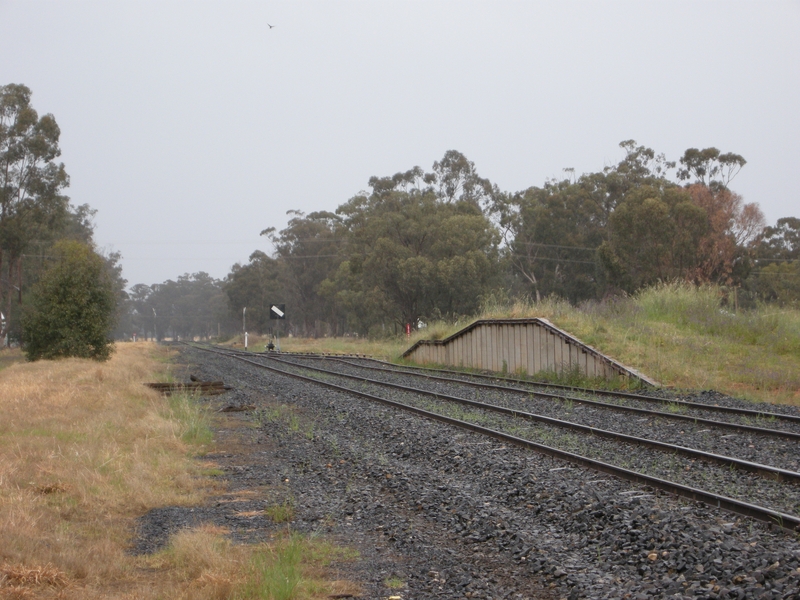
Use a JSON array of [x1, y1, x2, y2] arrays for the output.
[[126, 144, 799, 341], [4, 83, 798, 354], [1, 84, 125, 358]]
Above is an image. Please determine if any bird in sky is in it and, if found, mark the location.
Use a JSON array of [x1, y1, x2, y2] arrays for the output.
[[267, 23, 275, 29]]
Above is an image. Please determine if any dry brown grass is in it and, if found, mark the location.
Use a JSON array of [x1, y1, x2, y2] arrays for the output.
[[0, 342, 359, 599], [0, 342, 212, 598], [230, 333, 407, 361], [136, 525, 361, 600], [0, 562, 69, 585], [144, 525, 242, 597], [0, 562, 69, 600]]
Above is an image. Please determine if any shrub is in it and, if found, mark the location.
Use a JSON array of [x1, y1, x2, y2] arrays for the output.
[[21, 240, 116, 361]]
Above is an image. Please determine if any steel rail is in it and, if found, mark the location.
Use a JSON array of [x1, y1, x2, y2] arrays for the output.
[[270, 353, 800, 442], [326, 354, 800, 425], [184, 343, 800, 531], [261, 354, 800, 484]]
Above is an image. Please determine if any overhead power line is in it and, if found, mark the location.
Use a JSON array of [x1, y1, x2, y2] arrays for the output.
[[519, 256, 597, 265], [513, 242, 598, 251], [278, 254, 342, 259]]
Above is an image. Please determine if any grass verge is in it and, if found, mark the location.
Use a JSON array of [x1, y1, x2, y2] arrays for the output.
[[232, 531, 359, 600], [166, 392, 215, 445], [229, 333, 407, 361], [139, 525, 359, 600], [0, 342, 209, 598], [479, 284, 800, 405], [0, 342, 359, 599]]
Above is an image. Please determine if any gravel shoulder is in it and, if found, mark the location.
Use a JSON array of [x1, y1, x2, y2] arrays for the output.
[[132, 346, 800, 600]]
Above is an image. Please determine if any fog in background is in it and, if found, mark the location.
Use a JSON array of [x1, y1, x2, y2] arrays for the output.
[[1, 1, 798, 287]]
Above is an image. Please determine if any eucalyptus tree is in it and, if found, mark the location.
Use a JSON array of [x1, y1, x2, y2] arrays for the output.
[[224, 251, 286, 335], [598, 185, 709, 292], [756, 217, 800, 261], [127, 283, 156, 339], [430, 149, 495, 208], [683, 184, 764, 285], [328, 164, 501, 333], [499, 141, 763, 300], [0, 84, 100, 344], [260, 210, 344, 336], [677, 147, 747, 190], [500, 180, 605, 303], [748, 217, 800, 306], [497, 141, 675, 302], [0, 84, 73, 343], [125, 273, 228, 340]]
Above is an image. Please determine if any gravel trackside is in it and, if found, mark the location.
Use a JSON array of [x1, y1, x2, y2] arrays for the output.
[[132, 346, 800, 599]]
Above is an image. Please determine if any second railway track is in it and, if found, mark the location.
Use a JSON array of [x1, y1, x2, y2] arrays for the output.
[[296, 354, 800, 438]]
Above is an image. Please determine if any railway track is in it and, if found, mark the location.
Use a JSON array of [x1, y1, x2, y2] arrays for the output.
[[292, 355, 800, 438], [267, 355, 800, 479], [358, 356, 800, 420], [232, 352, 800, 476], [186, 343, 800, 530], [274, 351, 800, 424], [279, 355, 800, 467]]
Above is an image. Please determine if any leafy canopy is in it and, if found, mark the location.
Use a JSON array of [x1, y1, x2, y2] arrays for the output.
[[21, 240, 117, 361]]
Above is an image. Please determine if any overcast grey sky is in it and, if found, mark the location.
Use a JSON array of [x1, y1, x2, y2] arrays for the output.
[[2, 1, 798, 288]]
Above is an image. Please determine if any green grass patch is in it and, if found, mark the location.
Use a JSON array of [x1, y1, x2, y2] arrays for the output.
[[265, 499, 296, 524], [384, 575, 405, 589], [234, 532, 359, 600], [200, 466, 225, 477], [165, 392, 213, 445], [239, 536, 302, 600]]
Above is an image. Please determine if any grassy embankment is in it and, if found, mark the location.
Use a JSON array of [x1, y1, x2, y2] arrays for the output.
[[240, 283, 800, 406], [478, 284, 800, 405], [0, 342, 357, 599]]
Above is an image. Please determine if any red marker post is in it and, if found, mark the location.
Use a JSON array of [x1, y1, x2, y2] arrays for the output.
[[405, 323, 411, 340]]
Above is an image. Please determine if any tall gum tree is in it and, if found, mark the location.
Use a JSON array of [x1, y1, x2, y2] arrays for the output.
[[260, 210, 344, 337], [0, 84, 70, 343], [599, 186, 709, 291], [677, 147, 746, 190], [497, 141, 675, 302], [685, 184, 765, 284], [757, 217, 800, 261], [332, 185, 499, 332]]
